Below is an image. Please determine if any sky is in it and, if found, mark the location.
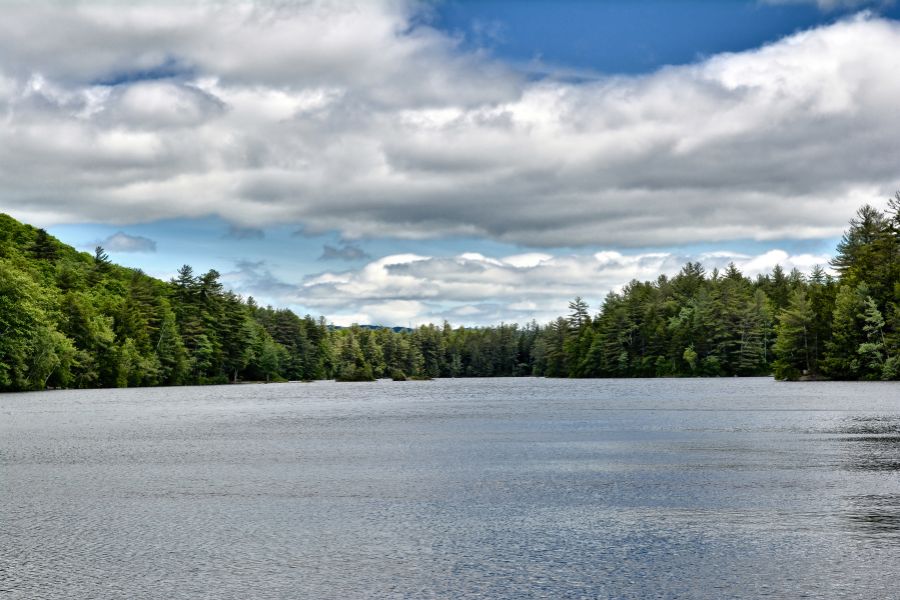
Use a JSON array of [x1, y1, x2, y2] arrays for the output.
[[2, 0, 900, 326]]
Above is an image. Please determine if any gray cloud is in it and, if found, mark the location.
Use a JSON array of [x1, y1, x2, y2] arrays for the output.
[[0, 4, 898, 248], [224, 259, 298, 303], [92, 231, 157, 253], [224, 225, 265, 240], [319, 242, 370, 261]]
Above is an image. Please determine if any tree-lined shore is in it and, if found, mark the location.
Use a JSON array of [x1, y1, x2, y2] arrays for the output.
[[1, 200, 898, 392]]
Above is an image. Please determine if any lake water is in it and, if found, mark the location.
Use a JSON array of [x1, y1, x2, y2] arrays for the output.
[[2, 377, 900, 599]]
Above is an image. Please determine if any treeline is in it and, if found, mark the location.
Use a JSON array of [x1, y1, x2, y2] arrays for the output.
[[542, 200, 900, 381], [537, 200, 899, 381], [0, 200, 898, 391], [0, 213, 537, 390]]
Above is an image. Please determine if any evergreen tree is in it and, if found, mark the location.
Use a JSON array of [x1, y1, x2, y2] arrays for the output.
[[823, 285, 868, 380], [773, 289, 816, 380], [31, 229, 58, 261]]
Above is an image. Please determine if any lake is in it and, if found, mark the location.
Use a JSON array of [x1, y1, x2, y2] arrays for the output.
[[2, 377, 900, 599]]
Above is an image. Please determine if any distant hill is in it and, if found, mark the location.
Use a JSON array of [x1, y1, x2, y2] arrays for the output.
[[329, 324, 413, 333]]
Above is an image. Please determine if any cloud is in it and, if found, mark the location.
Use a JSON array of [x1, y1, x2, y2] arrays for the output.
[[224, 225, 265, 240], [91, 231, 157, 253], [223, 259, 297, 303], [102, 81, 225, 128], [761, 0, 891, 10], [0, 4, 899, 249], [234, 247, 829, 326], [319, 242, 370, 261]]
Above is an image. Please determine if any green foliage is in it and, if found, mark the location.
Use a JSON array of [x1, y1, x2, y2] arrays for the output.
[[333, 329, 375, 382], [683, 345, 698, 373], [0, 258, 71, 390], [772, 289, 816, 380]]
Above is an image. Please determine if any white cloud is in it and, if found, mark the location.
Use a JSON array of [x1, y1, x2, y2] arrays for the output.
[[106, 81, 225, 128], [276, 248, 831, 326], [0, 3, 897, 248], [761, 1, 890, 10], [501, 253, 553, 268]]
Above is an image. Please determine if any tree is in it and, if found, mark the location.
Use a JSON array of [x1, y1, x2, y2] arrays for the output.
[[734, 289, 770, 375], [539, 317, 569, 377], [0, 259, 73, 390], [27, 325, 76, 390], [831, 205, 888, 277], [683, 345, 698, 373], [334, 331, 374, 382], [94, 245, 110, 265], [568, 297, 590, 329], [772, 289, 816, 380], [31, 229, 58, 261], [824, 285, 868, 380], [858, 296, 889, 379]]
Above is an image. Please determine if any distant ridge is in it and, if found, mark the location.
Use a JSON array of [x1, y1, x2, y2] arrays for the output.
[[329, 324, 413, 333]]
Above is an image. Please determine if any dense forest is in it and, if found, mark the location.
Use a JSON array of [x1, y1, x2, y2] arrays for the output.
[[1, 200, 898, 392]]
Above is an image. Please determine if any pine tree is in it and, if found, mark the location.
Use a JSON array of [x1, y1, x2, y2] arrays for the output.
[[858, 296, 888, 378], [772, 289, 816, 380], [31, 229, 58, 261], [823, 285, 867, 380]]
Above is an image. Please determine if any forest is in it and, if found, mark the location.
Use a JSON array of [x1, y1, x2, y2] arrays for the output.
[[1, 199, 898, 392]]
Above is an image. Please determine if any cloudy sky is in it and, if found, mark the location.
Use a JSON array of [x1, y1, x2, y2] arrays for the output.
[[3, 0, 899, 326]]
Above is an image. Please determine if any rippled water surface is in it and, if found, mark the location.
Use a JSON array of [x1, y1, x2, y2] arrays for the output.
[[3, 378, 900, 599]]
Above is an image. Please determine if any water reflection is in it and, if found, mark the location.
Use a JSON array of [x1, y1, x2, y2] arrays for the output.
[[839, 414, 900, 436], [837, 415, 900, 472], [837, 415, 900, 539], [845, 495, 900, 538]]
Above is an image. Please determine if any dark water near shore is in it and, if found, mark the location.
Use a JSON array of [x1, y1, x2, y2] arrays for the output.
[[3, 378, 900, 599]]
